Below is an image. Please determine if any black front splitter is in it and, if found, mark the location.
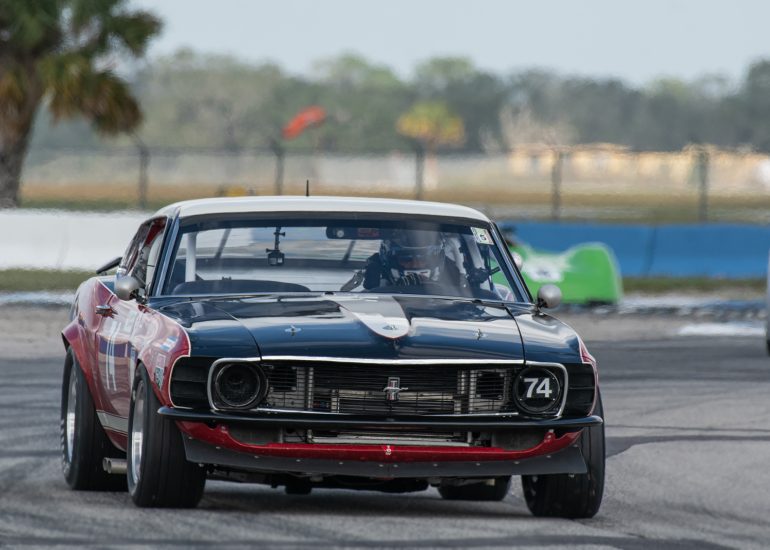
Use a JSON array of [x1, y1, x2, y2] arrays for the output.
[[183, 437, 588, 478]]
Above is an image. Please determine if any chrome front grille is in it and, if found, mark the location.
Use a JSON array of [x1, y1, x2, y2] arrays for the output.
[[261, 362, 517, 416], [170, 357, 584, 418]]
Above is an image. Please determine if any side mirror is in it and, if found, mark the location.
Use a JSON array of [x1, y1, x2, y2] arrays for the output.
[[115, 275, 142, 301], [536, 284, 562, 310]]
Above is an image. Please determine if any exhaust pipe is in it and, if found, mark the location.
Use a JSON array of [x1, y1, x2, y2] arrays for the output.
[[102, 458, 127, 475]]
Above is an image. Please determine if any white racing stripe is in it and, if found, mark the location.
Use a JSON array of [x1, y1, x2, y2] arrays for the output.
[[330, 295, 411, 339], [96, 411, 129, 434]]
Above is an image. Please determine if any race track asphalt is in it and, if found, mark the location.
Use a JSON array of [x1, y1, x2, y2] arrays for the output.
[[1, 319, 769, 549]]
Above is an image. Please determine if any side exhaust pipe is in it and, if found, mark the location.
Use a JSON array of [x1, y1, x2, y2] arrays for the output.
[[102, 458, 127, 475]]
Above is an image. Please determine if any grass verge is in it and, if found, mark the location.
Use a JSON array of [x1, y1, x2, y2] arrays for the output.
[[0, 269, 93, 292], [623, 276, 765, 293]]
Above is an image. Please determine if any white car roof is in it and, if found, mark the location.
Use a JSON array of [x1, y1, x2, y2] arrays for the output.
[[155, 196, 491, 223]]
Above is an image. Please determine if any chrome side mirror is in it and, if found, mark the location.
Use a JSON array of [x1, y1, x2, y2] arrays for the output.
[[536, 284, 562, 310], [115, 275, 142, 301]]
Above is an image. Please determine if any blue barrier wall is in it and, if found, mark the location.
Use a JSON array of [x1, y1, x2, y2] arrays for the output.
[[499, 222, 770, 278]]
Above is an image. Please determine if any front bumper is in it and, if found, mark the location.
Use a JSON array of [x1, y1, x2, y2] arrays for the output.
[[160, 407, 601, 478]]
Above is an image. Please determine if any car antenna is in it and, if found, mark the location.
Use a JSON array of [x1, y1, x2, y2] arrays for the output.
[[306, 179, 310, 197]]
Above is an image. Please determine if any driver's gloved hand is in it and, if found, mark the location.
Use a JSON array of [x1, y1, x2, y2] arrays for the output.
[[466, 267, 490, 285], [395, 272, 425, 286]]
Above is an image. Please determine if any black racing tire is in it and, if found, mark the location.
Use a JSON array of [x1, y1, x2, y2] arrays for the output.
[[438, 476, 511, 501], [127, 367, 205, 508], [521, 394, 605, 518], [60, 348, 126, 491]]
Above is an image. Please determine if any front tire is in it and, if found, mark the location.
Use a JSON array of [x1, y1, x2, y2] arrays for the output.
[[521, 395, 605, 518], [438, 477, 511, 501], [60, 348, 126, 491], [127, 367, 205, 508]]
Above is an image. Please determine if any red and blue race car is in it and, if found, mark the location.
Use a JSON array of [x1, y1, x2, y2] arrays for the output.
[[61, 196, 604, 516]]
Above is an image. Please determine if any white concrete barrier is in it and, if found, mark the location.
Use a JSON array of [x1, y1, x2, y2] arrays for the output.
[[0, 209, 150, 270]]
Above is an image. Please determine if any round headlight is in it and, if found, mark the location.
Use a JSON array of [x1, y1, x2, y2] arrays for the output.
[[513, 367, 562, 414], [213, 363, 266, 409]]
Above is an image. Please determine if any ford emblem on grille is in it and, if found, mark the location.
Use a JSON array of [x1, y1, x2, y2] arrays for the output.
[[383, 377, 407, 402]]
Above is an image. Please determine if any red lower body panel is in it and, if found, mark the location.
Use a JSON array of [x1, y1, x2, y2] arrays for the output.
[[179, 422, 580, 463]]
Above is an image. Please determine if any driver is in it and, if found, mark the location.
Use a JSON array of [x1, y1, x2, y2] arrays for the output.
[[362, 229, 462, 290]]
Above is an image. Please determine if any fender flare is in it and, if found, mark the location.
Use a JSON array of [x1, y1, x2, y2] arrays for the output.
[[62, 322, 91, 385], [135, 350, 173, 405]]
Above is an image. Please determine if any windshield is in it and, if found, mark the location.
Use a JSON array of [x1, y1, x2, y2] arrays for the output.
[[162, 217, 522, 301]]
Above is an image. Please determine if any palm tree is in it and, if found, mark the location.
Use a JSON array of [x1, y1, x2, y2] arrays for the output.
[[397, 100, 465, 197], [0, 0, 161, 207], [396, 100, 465, 152]]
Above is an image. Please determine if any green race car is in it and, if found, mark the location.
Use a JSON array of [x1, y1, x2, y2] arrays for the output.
[[508, 241, 623, 305]]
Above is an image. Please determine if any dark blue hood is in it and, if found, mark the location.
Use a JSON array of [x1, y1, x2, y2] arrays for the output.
[[157, 295, 526, 361], [157, 295, 582, 364]]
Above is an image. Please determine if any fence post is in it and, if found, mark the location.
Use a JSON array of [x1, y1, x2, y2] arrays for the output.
[[415, 145, 425, 200], [134, 136, 149, 209], [696, 148, 710, 222], [551, 149, 563, 221], [270, 139, 285, 195]]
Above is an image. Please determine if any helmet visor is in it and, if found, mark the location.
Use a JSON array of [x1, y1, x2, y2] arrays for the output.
[[394, 245, 443, 270]]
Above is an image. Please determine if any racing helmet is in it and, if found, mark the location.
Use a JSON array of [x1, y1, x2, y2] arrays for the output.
[[380, 229, 446, 283]]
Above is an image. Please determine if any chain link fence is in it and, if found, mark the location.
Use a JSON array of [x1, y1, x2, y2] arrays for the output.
[[21, 145, 770, 222]]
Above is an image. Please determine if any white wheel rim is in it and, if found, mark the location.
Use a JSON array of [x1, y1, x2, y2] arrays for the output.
[[65, 367, 77, 463], [130, 382, 145, 483]]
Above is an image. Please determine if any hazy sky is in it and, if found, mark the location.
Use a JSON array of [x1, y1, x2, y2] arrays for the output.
[[131, 0, 770, 85]]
